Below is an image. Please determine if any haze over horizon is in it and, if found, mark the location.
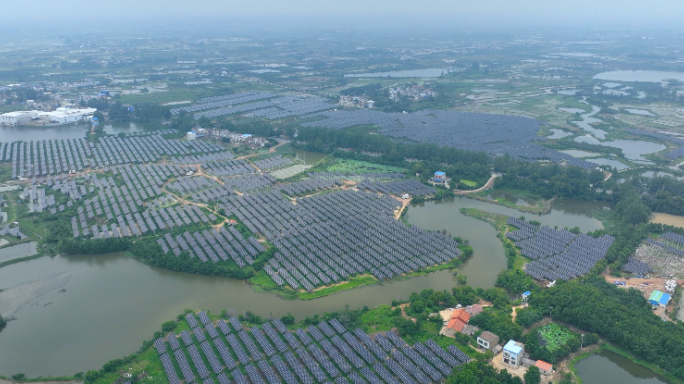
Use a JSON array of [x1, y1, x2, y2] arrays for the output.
[[3, 0, 684, 31]]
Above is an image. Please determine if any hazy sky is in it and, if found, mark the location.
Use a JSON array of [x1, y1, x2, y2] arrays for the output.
[[6, 0, 684, 29]]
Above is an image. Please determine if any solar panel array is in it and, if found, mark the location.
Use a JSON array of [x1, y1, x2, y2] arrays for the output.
[[301, 109, 597, 169], [622, 257, 651, 275], [156, 226, 262, 266], [255, 156, 293, 171], [0, 130, 233, 180], [220, 189, 462, 290], [156, 313, 469, 384], [507, 218, 615, 281], [356, 180, 435, 197]]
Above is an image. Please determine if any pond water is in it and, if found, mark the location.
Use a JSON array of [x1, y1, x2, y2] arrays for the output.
[[594, 70, 684, 83], [625, 109, 655, 116], [559, 107, 586, 114], [0, 241, 38, 263], [103, 122, 148, 135], [0, 124, 89, 142], [0, 195, 610, 377], [0, 253, 463, 376], [587, 158, 630, 170], [547, 129, 572, 139], [487, 190, 541, 207], [650, 212, 684, 228], [575, 349, 668, 384], [0, 122, 149, 142], [600, 140, 666, 162], [344, 68, 451, 78], [292, 148, 327, 165], [559, 149, 600, 158], [571, 105, 608, 140]]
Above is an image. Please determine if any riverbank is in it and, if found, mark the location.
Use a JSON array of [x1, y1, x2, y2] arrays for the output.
[[248, 260, 461, 301], [459, 207, 529, 270], [467, 190, 557, 214]]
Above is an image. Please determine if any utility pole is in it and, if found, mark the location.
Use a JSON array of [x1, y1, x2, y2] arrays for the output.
[[549, 306, 554, 318], [581, 334, 585, 349]]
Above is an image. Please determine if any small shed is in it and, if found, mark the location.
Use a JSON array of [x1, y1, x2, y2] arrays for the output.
[[535, 360, 553, 376]]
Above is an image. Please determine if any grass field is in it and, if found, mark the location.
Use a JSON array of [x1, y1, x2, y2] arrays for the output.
[[325, 159, 406, 174], [459, 179, 477, 187]]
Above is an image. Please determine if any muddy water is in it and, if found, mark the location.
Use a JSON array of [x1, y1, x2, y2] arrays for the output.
[[650, 213, 684, 228]]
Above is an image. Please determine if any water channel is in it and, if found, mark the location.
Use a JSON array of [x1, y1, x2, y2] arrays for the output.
[[575, 349, 668, 384], [0, 196, 607, 377]]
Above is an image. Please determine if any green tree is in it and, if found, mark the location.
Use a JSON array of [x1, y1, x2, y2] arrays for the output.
[[524, 365, 541, 384], [161, 321, 176, 332]]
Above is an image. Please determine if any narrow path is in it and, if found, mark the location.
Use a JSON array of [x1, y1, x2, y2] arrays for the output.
[[454, 173, 501, 194]]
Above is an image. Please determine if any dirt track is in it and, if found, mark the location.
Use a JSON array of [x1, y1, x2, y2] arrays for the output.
[[454, 173, 501, 194]]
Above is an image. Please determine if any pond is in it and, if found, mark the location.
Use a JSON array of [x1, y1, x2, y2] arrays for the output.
[[292, 148, 327, 165], [0, 122, 150, 142], [547, 129, 573, 139], [0, 241, 38, 263], [600, 140, 666, 162], [103, 122, 148, 135], [575, 349, 668, 384], [559, 149, 600, 158], [344, 68, 452, 78], [625, 109, 655, 116], [594, 70, 684, 83], [587, 158, 630, 170], [559, 107, 586, 114], [650, 212, 684, 229], [0, 124, 89, 142]]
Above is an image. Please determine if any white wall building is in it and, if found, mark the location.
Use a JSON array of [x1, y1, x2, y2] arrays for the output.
[[0, 108, 96, 125]]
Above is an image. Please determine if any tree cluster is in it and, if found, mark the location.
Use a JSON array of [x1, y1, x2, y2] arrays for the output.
[[529, 279, 684, 379]]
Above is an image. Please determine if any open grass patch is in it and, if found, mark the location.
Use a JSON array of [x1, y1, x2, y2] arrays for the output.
[[459, 179, 477, 187], [326, 159, 406, 174]]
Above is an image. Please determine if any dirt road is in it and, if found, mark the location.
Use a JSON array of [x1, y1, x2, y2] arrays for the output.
[[454, 173, 501, 195]]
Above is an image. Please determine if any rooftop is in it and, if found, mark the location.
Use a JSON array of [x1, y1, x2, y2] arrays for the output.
[[535, 360, 553, 372], [504, 340, 523, 355]]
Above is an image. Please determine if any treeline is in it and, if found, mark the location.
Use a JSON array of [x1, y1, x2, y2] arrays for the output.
[[295, 126, 490, 166], [59, 238, 132, 254], [493, 154, 605, 200], [130, 239, 255, 279], [529, 278, 684, 380], [82, 98, 171, 123]]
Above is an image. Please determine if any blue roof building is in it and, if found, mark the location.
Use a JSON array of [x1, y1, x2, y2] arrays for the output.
[[503, 340, 524, 366]]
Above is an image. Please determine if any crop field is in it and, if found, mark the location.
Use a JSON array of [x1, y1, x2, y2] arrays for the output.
[[459, 179, 476, 187], [538, 323, 576, 353], [325, 159, 406, 174]]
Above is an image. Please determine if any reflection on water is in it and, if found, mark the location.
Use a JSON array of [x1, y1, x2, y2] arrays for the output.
[[0, 253, 459, 376], [547, 129, 573, 139], [575, 349, 668, 384], [594, 70, 684, 83], [600, 140, 666, 162]]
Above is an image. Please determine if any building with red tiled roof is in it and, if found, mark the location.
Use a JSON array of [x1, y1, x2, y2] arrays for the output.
[[451, 309, 471, 323], [535, 360, 553, 375], [447, 318, 466, 332]]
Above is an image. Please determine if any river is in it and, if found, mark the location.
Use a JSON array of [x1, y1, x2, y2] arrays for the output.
[[0, 196, 607, 377], [575, 349, 668, 384]]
